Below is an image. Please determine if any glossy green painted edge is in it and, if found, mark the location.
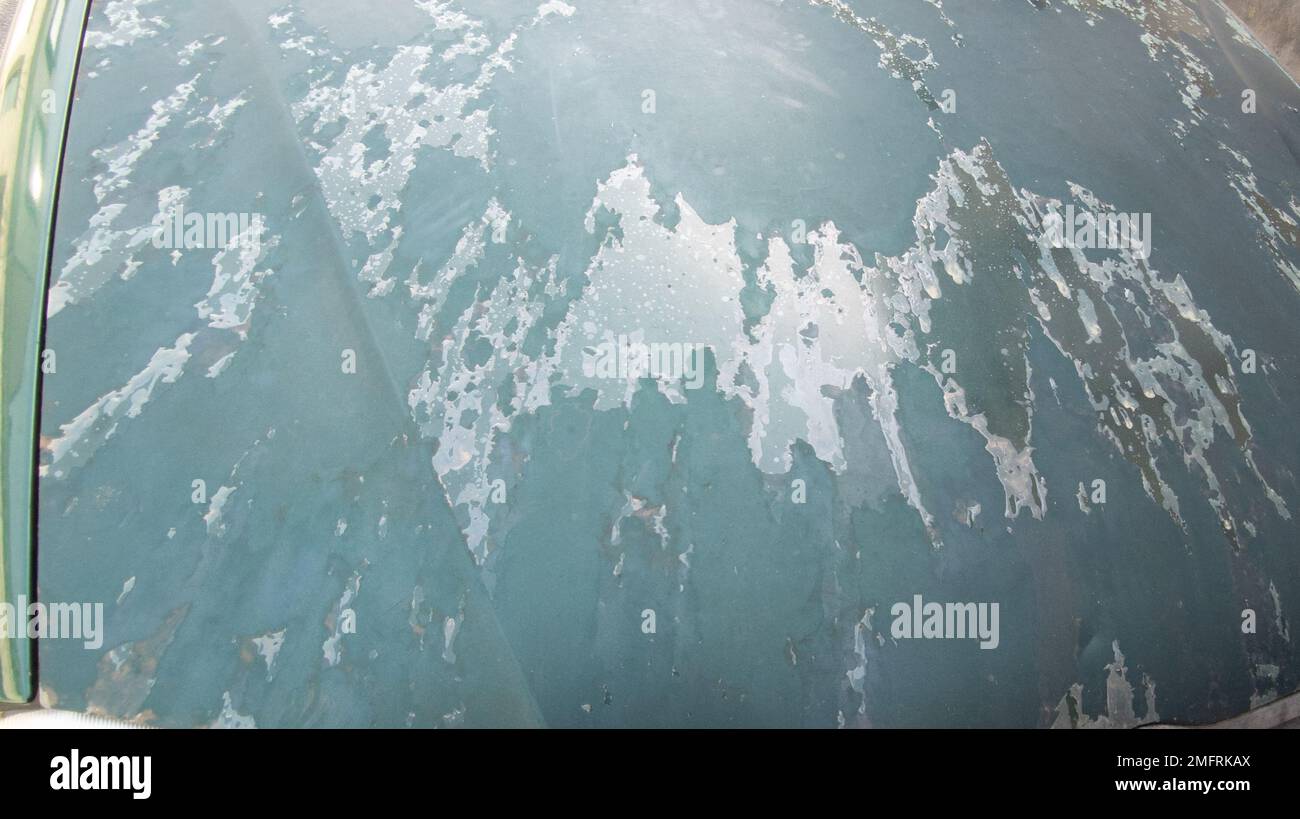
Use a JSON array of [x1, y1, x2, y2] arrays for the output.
[[0, 0, 92, 703]]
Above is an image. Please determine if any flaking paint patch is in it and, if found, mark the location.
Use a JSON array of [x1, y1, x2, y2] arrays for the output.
[[84, 0, 166, 51], [405, 140, 1289, 561], [203, 486, 235, 535], [210, 691, 256, 728], [252, 629, 286, 682], [808, 0, 941, 110], [1047, 0, 1217, 134], [49, 67, 199, 317], [41, 333, 197, 479], [409, 254, 559, 564], [194, 218, 278, 338], [1220, 142, 1300, 294], [557, 155, 748, 410], [322, 568, 363, 667], [1051, 641, 1159, 728], [85, 606, 189, 722], [290, 5, 573, 296]]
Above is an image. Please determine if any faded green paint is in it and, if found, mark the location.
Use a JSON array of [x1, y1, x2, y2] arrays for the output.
[[26, 1, 1300, 728]]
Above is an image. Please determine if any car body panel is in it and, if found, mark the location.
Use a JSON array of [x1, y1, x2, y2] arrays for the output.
[[18, 0, 1300, 726]]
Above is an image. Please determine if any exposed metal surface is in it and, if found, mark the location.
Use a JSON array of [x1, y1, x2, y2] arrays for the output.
[[0, 0, 91, 703]]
